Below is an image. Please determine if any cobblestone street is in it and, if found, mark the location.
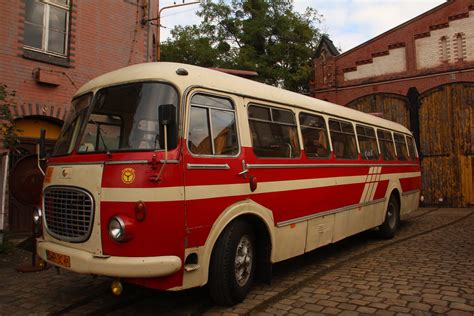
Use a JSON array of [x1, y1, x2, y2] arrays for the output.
[[1, 207, 473, 315]]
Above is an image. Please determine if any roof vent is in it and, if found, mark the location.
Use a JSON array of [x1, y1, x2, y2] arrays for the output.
[[176, 68, 189, 76]]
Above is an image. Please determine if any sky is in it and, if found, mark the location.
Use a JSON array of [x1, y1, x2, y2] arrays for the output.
[[158, 0, 447, 53]]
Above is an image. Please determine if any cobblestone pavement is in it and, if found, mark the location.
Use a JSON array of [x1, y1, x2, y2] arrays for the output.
[[0, 207, 473, 315]]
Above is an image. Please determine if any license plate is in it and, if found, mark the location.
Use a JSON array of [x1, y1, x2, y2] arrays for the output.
[[46, 250, 71, 268]]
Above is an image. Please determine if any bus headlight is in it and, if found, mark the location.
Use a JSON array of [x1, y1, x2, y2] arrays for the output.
[[108, 216, 135, 242]]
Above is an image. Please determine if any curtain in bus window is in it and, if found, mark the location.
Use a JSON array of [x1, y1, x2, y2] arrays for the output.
[[394, 133, 409, 161], [300, 112, 330, 158], [248, 105, 299, 158], [377, 130, 396, 161], [356, 125, 379, 160], [329, 119, 358, 159], [406, 136, 417, 161]]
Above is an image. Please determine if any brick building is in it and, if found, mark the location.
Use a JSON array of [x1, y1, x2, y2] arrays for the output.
[[0, 0, 159, 235], [311, 0, 474, 207]]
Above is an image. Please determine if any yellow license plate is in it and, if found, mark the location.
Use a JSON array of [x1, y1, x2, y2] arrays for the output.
[[46, 250, 71, 268]]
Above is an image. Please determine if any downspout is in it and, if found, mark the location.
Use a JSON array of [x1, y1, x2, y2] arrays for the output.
[[0, 153, 9, 239], [146, 0, 153, 62]]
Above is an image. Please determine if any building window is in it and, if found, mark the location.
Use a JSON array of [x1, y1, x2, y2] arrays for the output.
[[24, 0, 70, 56]]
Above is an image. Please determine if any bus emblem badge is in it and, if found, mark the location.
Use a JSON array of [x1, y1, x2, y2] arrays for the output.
[[121, 168, 135, 184]]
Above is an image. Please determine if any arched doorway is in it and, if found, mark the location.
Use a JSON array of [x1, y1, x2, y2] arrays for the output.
[[8, 116, 62, 233], [418, 83, 473, 207], [346, 93, 410, 129]]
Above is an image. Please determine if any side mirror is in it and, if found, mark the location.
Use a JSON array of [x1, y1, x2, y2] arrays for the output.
[[158, 104, 175, 126]]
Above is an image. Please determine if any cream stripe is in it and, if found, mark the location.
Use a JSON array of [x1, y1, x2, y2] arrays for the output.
[[101, 187, 185, 202], [369, 182, 378, 201], [360, 183, 370, 204], [101, 171, 421, 202]]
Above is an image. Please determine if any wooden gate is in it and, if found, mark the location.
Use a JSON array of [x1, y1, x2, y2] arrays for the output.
[[346, 94, 410, 128], [419, 83, 473, 207]]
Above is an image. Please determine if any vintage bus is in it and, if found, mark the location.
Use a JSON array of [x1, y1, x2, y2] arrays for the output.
[[35, 62, 421, 305]]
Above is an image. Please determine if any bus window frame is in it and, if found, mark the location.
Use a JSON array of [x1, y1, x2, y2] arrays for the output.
[[248, 103, 301, 160], [298, 111, 331, 160], [377, 129, 397, 161], [186, 90, 242, 158], [355, 124, 381, 161], [328, 118, 359, 160]]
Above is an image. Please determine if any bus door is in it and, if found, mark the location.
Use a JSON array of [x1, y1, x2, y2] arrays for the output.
[[183, 91, 249, 248]]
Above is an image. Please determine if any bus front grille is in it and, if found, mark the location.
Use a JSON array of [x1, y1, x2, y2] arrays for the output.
[[43, 186, 94, 242]]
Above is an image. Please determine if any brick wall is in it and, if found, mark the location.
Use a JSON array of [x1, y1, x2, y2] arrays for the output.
[[0, 0, 157, 124], [311, 0, 474, 106]]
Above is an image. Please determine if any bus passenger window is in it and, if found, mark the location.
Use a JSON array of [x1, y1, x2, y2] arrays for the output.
[[248, 105, 300, 158], [406, 135, 417, 161], [299, 112, 330, 158], [329, 119, 358, 159], [377, 129, 396, 161], [188, 93, 239, 156], [394, 133, 409, 161], [356, 125, 379, 160]]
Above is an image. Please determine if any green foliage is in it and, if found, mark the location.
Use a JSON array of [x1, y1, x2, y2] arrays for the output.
[[161, 0, 323, 93], [0, 241, 14, 254], [0, 84, 21, 150]]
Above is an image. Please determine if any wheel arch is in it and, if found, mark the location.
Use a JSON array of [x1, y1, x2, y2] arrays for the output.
[[198, 199, 276, 287]]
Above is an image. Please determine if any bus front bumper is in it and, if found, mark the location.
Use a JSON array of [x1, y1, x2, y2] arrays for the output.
[[37, 240, 182, 278]]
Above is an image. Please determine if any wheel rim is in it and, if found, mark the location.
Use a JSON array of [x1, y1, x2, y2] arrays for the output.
[[387, 202, 396, 229], [234, 235, 253, 287]]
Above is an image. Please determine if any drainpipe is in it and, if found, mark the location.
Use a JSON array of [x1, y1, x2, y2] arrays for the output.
[[0, 153, 9, 242]]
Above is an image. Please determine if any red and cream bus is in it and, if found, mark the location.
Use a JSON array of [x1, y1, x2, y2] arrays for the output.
[[35, 62, 421, 305]]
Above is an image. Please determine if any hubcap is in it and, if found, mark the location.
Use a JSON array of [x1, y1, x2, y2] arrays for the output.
[[234, 235, 253, 287]]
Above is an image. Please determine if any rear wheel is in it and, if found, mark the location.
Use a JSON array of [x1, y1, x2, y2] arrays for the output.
[[209, 219, 255, 306], [378, 194, 400, 239]]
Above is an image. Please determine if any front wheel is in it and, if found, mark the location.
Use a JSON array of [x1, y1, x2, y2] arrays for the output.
[[378, 195, 400, 239], [209, 219, 255, 306]]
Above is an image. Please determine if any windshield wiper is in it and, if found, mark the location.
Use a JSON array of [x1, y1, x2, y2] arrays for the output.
[[90, 119, 111, 155]]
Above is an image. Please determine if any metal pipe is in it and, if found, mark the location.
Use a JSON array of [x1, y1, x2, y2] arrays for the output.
[[156, 1, 200, 61]]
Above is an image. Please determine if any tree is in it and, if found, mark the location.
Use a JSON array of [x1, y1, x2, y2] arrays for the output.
[[0, 84, 21, 150], [161, 0, 322, 94]]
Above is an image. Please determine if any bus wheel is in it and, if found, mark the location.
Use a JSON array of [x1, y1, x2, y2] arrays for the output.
[[378, 195, 400, 239], [209, 219, 255, 306]]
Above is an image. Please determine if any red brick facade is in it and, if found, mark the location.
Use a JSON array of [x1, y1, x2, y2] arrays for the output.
[[0, 0, 157, 128], [311, 0, 474, 105]]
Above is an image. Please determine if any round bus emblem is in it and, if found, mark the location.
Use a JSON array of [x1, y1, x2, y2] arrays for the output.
[[121, 168, 135, 184]]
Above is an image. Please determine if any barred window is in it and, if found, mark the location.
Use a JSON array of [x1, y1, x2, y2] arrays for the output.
[[188, 94, 239, 156], [248, 105, 300, 158], [356, 125, 379, 160], [377, 129, 396, 161], [329, 119, 358, 160], [394, 133, 409, 161], [24, 0, 70, 56], [299, 113, 330, 159]]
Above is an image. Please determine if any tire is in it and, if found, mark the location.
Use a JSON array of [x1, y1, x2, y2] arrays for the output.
[[378, 194, 400, 239], [209, 219, 255, 306]]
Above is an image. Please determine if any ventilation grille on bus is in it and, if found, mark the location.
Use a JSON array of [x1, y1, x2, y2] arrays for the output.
[[43, 186, 94, 242]]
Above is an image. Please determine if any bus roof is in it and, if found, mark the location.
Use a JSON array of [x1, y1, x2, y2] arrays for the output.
[[75, 62, 411, 134]]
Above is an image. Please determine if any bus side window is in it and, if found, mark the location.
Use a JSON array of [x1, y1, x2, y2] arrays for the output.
[[248, 105, 300, 158], [299, 112, 330, 158], [356, 125, 379, 160], [406, 135, 417, 161], [377, 129, 396, 161], [394, 133, 409, 161], [188, 93, 239, 156], [329, 119, 358, 159]]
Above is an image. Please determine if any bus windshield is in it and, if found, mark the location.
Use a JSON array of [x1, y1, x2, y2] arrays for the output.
[[53, 82, 179, 156]]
